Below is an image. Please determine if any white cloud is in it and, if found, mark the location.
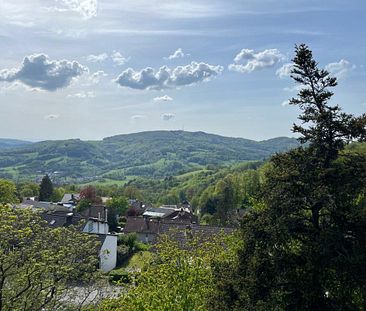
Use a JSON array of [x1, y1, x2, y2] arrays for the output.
[[86, 53, 108, 63], [115, 62, 223, 90], [0, 54, 88, 91], [161, 113, 175, 121], [229, 48, 283, 73], [165, 48, 189, 60], [44, 114, 60, 120], [281, 100, 290, 107], [111, 51, 130, 66], [54, 0, 98, 19], [131, 114, 147, 120], [276, 63, 294, 78], [153, 95, 173, 102], [67, 91, 95, 98], [325, 59, 355, 79], [89, 70, 108, 84]]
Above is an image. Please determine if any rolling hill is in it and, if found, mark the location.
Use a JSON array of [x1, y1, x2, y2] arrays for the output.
[[0, 139, 32, 150], [0, 131, 300, 183]]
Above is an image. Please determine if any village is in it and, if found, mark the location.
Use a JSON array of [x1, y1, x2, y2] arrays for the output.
[[16, 191, 234, 273]]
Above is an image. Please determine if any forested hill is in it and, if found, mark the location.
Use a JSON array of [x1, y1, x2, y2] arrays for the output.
[[0, 139, 32, 149], [0, 131, 299, 183]]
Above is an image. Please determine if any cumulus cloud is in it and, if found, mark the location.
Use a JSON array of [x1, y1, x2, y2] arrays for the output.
[[131, 114, 147, 121], [115, 62, 223, 90], [276, 63, 294, 78], [67, 91, 95, 98], [44, 114, 60, 120], [86, 53, 108, 63], [0, 54, 87, 91], [165, 48, 189, 60], [229, 49, 283, 73], [325, 59, 354, 79], [161, 113, 175, 121], [55, 0, 98, 19], [153, 95, 173, 102], [89, 70, 108, 84], [281, 100, 290, 107], [111, 51, 130, 66]]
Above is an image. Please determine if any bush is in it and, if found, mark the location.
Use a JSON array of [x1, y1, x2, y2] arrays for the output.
[[116, 245, 130, 266], [109, 268, 130, 285]]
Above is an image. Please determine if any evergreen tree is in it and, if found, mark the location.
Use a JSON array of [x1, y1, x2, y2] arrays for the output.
[[210, 44, 366, 310], [38, 174, 53, 201]]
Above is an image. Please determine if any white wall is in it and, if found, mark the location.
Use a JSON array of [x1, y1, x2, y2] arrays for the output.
[[83, 220, 109, 234], [99, 235, 117, 272]]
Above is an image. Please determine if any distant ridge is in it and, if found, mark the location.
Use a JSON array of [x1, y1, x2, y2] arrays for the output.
[[0, 138, 32, 150], [0, 130, 299, 182]]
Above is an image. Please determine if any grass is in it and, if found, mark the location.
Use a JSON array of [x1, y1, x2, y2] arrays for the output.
[[121, 251, 155, 272]]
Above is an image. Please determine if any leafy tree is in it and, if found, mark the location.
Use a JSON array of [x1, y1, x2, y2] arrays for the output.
[[0, 205, 100, 311], [0, 179, 18, 204], [16, 181, 39, 200], [98, 232, 239, 311], [49, 187, 65, 202], [38, 175, 53, 201], [215, 177, 236, 225], [106, 196, 128, 232], [123, 186, 143, 201], [76, 198, 91, 212], [210, 44, 366, 310], [80, 185, 102, 204]]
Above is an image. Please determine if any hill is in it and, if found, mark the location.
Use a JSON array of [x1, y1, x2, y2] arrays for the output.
[[0, 139, 32, 150], [0, 131, 299, 183]]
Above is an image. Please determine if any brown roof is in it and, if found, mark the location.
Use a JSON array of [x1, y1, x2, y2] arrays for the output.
[[80, 205, 107, 222], [123, 217, 235, 247], [123, 217, 161, 234]]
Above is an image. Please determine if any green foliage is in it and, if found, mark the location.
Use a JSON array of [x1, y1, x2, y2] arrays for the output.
[[16, 181, 39, 200], [76, 198, 91, 212], [116, 233, 149, 267], [106, 196, 128, 232], [38, 174, 53, 201], [0, 205, 100, 311], [0, 179, 18, 204], [109, 268, 131, 285], [210, 44, 366, 310], [0, 131, 299, 183], [98, 232, 239, 311]]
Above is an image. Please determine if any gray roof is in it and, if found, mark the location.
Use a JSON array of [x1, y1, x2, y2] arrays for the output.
[[142, 207, 177, 219], [40, 210, 84, 228], [61, 193, 80, 204], [19, 200, 58, 210]]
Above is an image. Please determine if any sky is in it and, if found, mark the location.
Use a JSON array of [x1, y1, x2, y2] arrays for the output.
[[0, 0, 365, 141]]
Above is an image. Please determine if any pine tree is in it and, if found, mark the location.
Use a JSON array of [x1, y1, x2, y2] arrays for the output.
[[38, 174, 53, 201], [210, 44, 366, 310]]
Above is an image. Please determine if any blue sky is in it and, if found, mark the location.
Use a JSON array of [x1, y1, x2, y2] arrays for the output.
[[0, 0, 365, 141]]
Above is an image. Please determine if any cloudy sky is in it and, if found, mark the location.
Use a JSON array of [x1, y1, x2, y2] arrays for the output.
[[0, 0, 365, 141]]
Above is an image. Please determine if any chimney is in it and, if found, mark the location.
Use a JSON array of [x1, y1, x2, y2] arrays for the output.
[[144, 216, 149, 230]]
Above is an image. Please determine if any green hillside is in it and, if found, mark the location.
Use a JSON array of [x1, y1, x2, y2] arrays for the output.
[[0, 139, 32, 149], [0, 131, 299, 183]]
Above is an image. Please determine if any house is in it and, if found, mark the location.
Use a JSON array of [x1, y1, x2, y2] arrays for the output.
[[142, 205, 198, 223], [40, 206, 117, 272], [20, 198, 57, 210], [123, 215, 234, 246], [80, 205, 109, 234], [123, 217, 161, 243], [159, 223, 235, 246], [60, 193, 80, 205]]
